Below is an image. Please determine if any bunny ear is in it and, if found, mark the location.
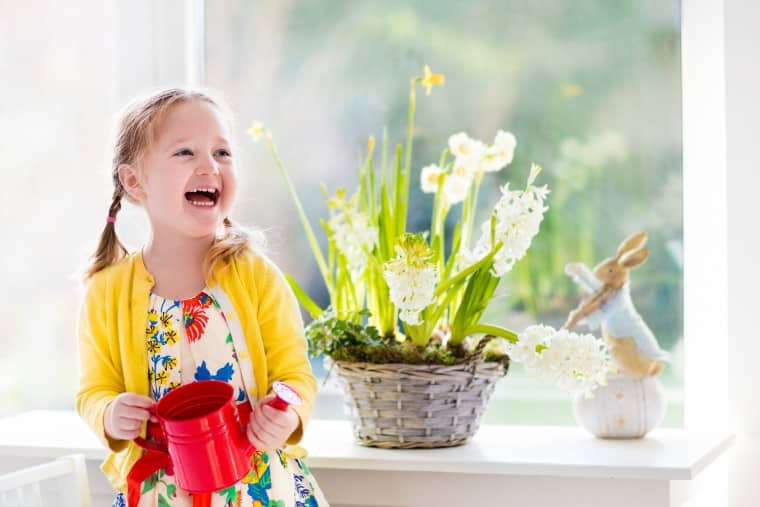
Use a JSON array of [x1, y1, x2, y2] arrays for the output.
[[615, 232, 648, 259], [619, 247, 649, 269]]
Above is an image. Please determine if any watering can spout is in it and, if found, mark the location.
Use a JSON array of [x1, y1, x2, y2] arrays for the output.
[[268, 381, 303, 412]]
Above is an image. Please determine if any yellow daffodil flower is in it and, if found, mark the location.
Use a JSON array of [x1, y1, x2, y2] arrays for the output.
[[421, 65, 445, 95], [248, 122, 267, 142]]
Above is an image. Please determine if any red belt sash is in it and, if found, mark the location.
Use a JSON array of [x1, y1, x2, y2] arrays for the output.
[[126, 402, 252, 507]]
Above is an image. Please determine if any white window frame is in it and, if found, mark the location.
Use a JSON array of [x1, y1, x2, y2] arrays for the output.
[[142, 0, 729, 432], [681, 0, 728, 432], [112, 0, 204, 103]]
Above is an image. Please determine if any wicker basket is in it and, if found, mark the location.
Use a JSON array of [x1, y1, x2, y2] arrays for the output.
[[329, 353, 508, 449]]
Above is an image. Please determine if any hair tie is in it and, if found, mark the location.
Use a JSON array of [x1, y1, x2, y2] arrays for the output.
[[107, 216, 117, 224]]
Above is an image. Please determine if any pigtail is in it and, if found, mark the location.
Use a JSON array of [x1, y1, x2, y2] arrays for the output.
[[84, 187, 128, 280]]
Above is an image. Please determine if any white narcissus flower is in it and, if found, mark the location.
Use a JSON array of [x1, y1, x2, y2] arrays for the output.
[[420, 164, 444, 194], [448, 132, 476, 159], [383, 233, 439, 326], [451, 158, 475, 179], [449, 132, 486, 174], [443, 173, 471, 204], [482, 130, 517, 172], [465, 164, 549, 277], [509, 325, 611, 397]]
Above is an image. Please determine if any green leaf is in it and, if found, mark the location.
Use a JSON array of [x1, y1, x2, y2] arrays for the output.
[[165, 484, 176, 498], [434, 242, 501, 297], [379, 178, 395, 260], [461, 323, 518, 343], [284, 274, 323, 319], [157, 493, 170, 507]]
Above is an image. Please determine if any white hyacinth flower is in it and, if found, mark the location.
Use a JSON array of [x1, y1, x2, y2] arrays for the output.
[[420, 164, 444, 194], [328, 193, 378, 277], [465, 164, 549, 276], [482, 130, 517, 172], [454, 247, 480, 273], [506, 324, 554, 371], [383, 233, 439, 326], [508, 325, 611, 397]]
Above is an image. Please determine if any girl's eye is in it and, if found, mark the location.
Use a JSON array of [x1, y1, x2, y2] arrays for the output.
[[215, 149, 231, 157], [175, 149, 193, 156]]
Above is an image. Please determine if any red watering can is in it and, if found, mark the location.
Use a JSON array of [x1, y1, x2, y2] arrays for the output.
[[127, 380, 301, 507]]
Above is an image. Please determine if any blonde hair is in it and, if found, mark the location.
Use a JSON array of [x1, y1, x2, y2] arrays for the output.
[[84, 88, 264, 282]]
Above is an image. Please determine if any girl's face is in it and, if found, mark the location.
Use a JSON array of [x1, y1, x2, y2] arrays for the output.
[[125, 99, 238, 239]]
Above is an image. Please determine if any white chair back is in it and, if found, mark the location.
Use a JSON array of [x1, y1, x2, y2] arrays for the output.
[[0, 454, 91, 507]]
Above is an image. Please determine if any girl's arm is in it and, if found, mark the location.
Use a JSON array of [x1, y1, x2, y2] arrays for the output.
[[255, 256, 318, 445], [75, 276, 129, 452]]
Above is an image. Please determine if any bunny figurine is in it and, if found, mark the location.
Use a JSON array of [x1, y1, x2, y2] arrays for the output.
[[564, 231, 669, 378], [565, 232, 668, 438]]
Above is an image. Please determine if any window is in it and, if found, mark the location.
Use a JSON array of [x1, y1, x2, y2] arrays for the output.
[[204, 1, 684, 425], [0, 2, 690, 428], [0, 1, 124, 416]]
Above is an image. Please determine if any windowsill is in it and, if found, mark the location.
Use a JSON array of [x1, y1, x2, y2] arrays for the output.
[[0, 410, 733, 481]]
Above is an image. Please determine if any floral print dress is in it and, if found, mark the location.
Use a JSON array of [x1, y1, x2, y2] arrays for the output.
[[114, 289, 328, 507]]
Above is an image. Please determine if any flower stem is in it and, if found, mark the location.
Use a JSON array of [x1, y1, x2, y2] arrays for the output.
[[399, 78, 418, 235], [266, 137, 334, 301]]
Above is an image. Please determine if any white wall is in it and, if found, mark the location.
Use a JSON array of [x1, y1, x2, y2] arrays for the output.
[[725, 0, 760, 505]]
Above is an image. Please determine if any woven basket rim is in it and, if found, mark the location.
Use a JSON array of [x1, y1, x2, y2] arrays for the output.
[[328, 356, 508, 370]]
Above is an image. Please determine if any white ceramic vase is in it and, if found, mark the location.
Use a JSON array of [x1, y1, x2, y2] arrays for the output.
[[573, 374, 666, 438]]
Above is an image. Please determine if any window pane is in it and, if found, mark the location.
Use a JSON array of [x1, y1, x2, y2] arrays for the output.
[[205, 0, 683, 425], [0, 2, 140, 416]]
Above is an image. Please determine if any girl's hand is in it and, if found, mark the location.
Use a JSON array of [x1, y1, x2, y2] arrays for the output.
[[246, 394, 299, 452], [104, 393, 156, 440]]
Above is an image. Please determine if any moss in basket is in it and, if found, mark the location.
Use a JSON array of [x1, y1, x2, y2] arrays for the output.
[[305, 307, 510, 369]]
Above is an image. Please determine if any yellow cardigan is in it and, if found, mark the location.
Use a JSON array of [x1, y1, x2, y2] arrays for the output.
[[75, 248, 317, 492]]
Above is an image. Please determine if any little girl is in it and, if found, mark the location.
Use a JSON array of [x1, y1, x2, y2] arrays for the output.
[[76, 88, 329, 507]]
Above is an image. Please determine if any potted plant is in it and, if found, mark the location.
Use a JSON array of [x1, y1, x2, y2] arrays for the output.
[[250, 66, 611, 448]]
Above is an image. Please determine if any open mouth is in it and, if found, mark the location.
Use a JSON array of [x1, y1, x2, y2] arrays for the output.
[[184, 187, 220, 208]]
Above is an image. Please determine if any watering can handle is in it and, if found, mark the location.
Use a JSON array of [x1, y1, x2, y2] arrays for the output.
[[134, 436, 168, 454], [133, 406, 167, 453]]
